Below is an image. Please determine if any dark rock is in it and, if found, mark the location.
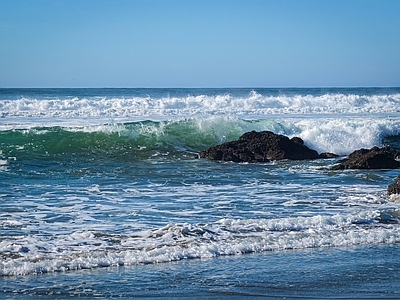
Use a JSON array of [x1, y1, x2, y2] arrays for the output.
[[388, 175, 400, 196], [290, 137, 304, 145], [331, 146, 400, 170], [199, 130, 335, 163], [319, 152, 340, 159]]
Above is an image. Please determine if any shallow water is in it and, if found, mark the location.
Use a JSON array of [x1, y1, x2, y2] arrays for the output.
[[2, 245, 399, 299]]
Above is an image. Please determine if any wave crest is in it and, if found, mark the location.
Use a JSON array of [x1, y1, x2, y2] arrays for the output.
[[2, 210, 399, 276], [1, 116, 400, 160], [1, 91, 400, 120]]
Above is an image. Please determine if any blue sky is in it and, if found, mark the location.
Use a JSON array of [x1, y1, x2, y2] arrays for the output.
[[1, 0, 399, 88]]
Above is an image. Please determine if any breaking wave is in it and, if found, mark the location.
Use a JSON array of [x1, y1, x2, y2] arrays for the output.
[[1, 89, 400, 121], [1, 117, 400, 163], [1, 210, 400, 276]]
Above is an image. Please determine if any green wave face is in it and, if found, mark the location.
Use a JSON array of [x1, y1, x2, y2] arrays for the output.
[[0, 118, 258, 162], [2, 117, 400, 164]]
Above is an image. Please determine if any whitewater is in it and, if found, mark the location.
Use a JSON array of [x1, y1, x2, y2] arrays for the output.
[[1, 87, 400, 298], [1, 88, 400, 155]]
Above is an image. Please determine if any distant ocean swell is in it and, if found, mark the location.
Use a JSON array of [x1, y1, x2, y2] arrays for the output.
[[2, 210, 400, 276]]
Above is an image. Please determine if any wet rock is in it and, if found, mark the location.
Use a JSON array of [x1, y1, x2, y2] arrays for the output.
[[199, 130, 337, 163], [319, 152, 340, 159], [331, 146, 400, 170], [388, 175, 400, 196]]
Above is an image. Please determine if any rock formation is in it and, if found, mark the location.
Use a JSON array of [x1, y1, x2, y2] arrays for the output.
[[199, 130, 337, 163], [331, 146, 400, 170], [388, 175, 400, 196]]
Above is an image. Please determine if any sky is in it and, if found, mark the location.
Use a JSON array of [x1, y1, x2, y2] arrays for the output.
[[1, 0, 399, 88]]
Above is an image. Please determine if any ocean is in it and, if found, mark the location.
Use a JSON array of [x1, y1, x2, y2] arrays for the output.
[[1, 87, 400, 299]]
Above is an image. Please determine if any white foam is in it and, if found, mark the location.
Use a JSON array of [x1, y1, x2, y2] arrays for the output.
[[0, 219, 23, 227], [291, 117, 400, 155], [0, 150, 8, 171], [2, 92, 400, 155], [1, 92, 400, 121], [1, 210, 400, 276]]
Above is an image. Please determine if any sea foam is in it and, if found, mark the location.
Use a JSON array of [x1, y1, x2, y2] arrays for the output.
[[1, 210, 399, 276], [1, 91, 400, 119], [1, 91, 400, 155]]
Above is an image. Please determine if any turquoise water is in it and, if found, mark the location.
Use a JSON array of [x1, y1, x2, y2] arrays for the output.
[[1, 88, 400, 298]]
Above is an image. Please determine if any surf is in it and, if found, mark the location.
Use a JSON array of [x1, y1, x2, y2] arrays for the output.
[[1, 209, 399, 276], [1, 116, 400, 164], [1, 88, 400, 120]]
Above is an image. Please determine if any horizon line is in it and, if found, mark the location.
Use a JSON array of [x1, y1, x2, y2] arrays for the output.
[[1, 86, 399, 89]]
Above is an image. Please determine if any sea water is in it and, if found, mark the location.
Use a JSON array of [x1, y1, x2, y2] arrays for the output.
[[1, 88, 400, 298]]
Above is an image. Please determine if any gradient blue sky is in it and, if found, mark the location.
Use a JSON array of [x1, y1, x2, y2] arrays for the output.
[[1, 0, 399, 88]]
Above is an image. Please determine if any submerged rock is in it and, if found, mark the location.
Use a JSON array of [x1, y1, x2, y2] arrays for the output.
[[331, 146, 400, 170], [198, 130, 337, 163], [388, 175, 400, 196]]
